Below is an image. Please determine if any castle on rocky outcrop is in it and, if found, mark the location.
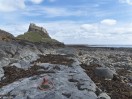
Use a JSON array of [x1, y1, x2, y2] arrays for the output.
[[28, 23, 48, 34]]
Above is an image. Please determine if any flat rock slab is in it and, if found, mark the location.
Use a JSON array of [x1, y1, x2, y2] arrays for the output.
[[0, 57, 97, 99]]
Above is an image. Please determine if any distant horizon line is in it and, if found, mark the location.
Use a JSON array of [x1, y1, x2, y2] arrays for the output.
[[66, 44, 132, 45]]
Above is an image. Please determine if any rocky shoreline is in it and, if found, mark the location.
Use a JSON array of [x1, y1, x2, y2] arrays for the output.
[[0, 24, 131, 99], [0, 41, 98, 99], [0, 42, 132, 99], [73, 45, 132, 99]]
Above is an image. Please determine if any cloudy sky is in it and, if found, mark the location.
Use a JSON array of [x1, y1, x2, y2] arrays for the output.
[[0, 0, 132, 44]]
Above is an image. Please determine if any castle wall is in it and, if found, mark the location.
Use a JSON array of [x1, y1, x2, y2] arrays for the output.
[[29, 23, 48, 34]]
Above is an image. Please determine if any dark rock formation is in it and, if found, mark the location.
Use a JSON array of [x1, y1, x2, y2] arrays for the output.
[[0, 29, 14, 41]]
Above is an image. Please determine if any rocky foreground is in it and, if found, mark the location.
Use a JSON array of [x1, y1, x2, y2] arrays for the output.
[[0, 41, 132, 99], [0, 41, 98, 99], [0, 24, 132, 99], [72, 46, 132, 99]]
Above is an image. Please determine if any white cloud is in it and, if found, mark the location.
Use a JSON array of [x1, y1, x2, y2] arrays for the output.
[[33, 21, 132, 44], [119, 0, 132, 5], [0, 0, 25, 12], [30, 0, 44, 4], [0, 0, 45, 12], [100, 19, 117, 26], [81, 24, 98, 31], [0, 23, 28, 36], [0, 21, 132, 45]]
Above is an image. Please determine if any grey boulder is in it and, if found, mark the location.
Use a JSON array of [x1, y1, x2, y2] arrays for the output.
[[95, 67, 115, 80]]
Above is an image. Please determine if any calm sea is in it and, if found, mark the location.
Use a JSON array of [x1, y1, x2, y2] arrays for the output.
[[88, 45, 132, 48]]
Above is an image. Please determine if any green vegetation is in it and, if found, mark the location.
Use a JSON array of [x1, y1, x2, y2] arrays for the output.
[[17, 32, 58, 43]]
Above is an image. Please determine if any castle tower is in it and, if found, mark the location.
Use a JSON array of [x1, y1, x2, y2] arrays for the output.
[[28, 23, 48, 34]]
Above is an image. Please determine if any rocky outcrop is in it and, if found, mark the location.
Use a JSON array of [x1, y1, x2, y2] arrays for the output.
[[0, 39, 111, 99], [17, 23, 64, 46], [0, 55, 98, 99], [0, 29, 14, 41]]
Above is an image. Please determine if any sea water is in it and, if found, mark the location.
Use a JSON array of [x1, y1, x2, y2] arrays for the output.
[[88, 45, 132, 48]]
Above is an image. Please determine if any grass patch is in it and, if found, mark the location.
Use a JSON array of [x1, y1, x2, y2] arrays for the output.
[[17, 32, 58, 43]]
